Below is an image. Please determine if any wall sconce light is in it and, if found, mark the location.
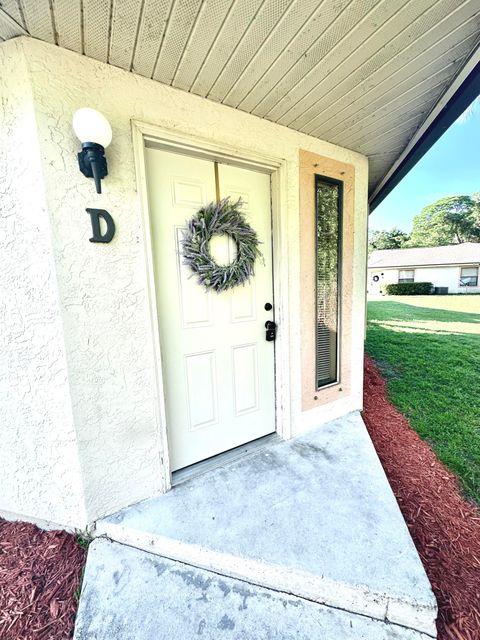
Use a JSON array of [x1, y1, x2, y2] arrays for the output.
[[72, 108, 112, 194]]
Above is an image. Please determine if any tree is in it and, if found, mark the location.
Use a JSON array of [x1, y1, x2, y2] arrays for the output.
[[473, 192, 480, 228], [407, 196, 480, 247], [369, 227, 410, 253]]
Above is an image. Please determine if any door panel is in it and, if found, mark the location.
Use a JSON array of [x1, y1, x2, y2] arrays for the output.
[[185, 350, 218, 429], [232, 343, 259, 415], [145, 147, 275, 471]]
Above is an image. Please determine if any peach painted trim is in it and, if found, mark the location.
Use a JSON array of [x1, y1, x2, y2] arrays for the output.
[[299, 149, 355, 411]]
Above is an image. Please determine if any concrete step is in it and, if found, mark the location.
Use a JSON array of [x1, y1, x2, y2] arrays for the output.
[[74, 538, 435, 640], [93, 413, 437, 636]]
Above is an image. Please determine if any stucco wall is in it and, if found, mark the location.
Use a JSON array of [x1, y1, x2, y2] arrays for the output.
[[0, 41, 87, 529], [1, 37, 368, 527]]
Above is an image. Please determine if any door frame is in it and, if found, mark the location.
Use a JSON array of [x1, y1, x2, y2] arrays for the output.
[[132, 119, 291, 492]]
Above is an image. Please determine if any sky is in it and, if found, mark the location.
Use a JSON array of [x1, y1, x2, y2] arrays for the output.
[[369, 99, 480, 233]]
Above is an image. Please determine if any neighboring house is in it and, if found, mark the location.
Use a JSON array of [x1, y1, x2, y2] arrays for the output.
[[1, 4, 479, 638], [368, 243, 480, 294]]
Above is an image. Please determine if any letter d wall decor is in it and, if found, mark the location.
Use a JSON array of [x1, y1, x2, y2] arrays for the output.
[[86, 208, 116, 243]]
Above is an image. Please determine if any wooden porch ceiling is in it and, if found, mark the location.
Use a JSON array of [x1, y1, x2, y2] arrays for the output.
[[1, 0, 479, 196]]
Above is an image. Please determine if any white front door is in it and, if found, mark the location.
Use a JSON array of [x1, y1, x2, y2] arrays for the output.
[[145, 146, 276, 471]]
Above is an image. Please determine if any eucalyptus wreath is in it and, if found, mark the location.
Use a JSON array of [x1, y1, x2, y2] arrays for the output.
[[181, 197, 263, 293]]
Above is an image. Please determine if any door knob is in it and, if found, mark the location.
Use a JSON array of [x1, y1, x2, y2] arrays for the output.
[[265, 320, 277, 342]]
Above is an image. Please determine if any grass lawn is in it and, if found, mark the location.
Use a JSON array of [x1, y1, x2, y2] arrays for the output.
[[366, 295, 480, 505]]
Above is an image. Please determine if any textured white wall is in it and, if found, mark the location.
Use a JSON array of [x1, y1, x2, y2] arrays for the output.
[[0, 40, 86, 529], [1, 37, 368, 527]]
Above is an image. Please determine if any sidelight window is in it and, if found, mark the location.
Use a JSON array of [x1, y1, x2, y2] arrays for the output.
[[315, 176, 342, 389]]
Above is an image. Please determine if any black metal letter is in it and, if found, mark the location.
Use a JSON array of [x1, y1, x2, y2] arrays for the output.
[[86, 208, 116, 243]]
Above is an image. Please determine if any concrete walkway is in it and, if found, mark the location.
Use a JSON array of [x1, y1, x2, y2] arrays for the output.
[[76, 412, 437, 638], [75, 538, 434, 640]]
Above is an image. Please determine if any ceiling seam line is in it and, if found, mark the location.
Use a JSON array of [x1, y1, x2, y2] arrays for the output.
[[361, 142, 415, 158], [369, 42, 480, 201], [128, 0, 146, 72], [234, 0, 328, 111], [80, 0, 85, 55], [356, 118, 432, 150], [363, 114, 424, 140], [280, 0, 476, 128], [338, 77, 452, 148], [270, 0, 437, 125], [359, 125, 434, 154], [303, 15, 479, 136], [355, 121, 428, 152], [187, 0, 238, 92], [246, 0, 350, 115], [367, 148, 407, 158], [16, 0, 27, 31], [106, 0, 114, 65], [258, 0, 406, 120], [348, 99, 446, 161], [307, 36, 476, 139], [150, 0, 177, 80], [216, 0, 295, 103], [203, 0, 271, 100], [308, 34, 477, 138], [339, 84, 451, 147], [47, 0, 57, 45], [171, 0, 207, 87], [339, 59, 465, 142], [0, 5, 27, 32]]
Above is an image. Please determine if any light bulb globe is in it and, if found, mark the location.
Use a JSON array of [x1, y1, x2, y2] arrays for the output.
[[72, 108, 112, 148]]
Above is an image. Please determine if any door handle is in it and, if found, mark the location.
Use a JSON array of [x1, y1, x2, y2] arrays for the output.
[[265, 320, 277, 342]]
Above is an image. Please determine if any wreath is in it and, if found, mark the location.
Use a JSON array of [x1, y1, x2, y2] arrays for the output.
[[181, 197, 263, 293]]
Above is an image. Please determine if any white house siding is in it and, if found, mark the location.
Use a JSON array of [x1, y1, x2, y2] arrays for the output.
[[1, 37, 368, 528], [369, 265, 480, 295], [0, 42, 87, 529], [415, 266, 480, 294], [368, 269, 398, 294]]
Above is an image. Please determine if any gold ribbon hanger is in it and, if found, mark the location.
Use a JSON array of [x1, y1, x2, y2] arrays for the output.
[[214, 161, 220, 204]]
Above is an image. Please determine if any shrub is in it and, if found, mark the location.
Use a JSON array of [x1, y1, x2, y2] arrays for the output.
[[381, 282, 433, 295]]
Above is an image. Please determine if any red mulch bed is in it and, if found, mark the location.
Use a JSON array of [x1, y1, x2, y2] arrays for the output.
[[2, 359, 479, 639], [363, 355, 480, 640], [0, 520, 85, 639]]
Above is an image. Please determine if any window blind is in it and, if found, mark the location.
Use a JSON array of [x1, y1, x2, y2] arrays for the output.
[[315, 176, 342, 389]]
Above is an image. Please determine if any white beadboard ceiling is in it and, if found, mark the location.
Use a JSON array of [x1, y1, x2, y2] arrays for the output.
[[1, 0, 479, 193]]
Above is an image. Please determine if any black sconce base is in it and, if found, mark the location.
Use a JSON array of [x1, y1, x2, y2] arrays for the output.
[[78, 142, 108, 194]]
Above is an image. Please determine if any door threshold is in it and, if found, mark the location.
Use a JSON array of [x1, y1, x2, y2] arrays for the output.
[[172, 433, 280, 487]]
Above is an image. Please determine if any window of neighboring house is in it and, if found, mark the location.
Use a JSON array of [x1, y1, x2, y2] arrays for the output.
[[460, 267, 478, 287], [398, 269, 414, 283], [315, 175, 342, 389]]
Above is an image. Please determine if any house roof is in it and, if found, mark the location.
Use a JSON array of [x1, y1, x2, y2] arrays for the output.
[[368, 243, 480, 269], [1, 1, 479, 198]]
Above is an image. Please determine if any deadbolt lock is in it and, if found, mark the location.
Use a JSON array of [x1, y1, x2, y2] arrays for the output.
[[265, 320, 277, 342]]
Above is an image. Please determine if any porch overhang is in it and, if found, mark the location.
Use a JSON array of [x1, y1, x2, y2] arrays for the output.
[[1, 0, 479, 201], [369, 54, 480, 211]]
